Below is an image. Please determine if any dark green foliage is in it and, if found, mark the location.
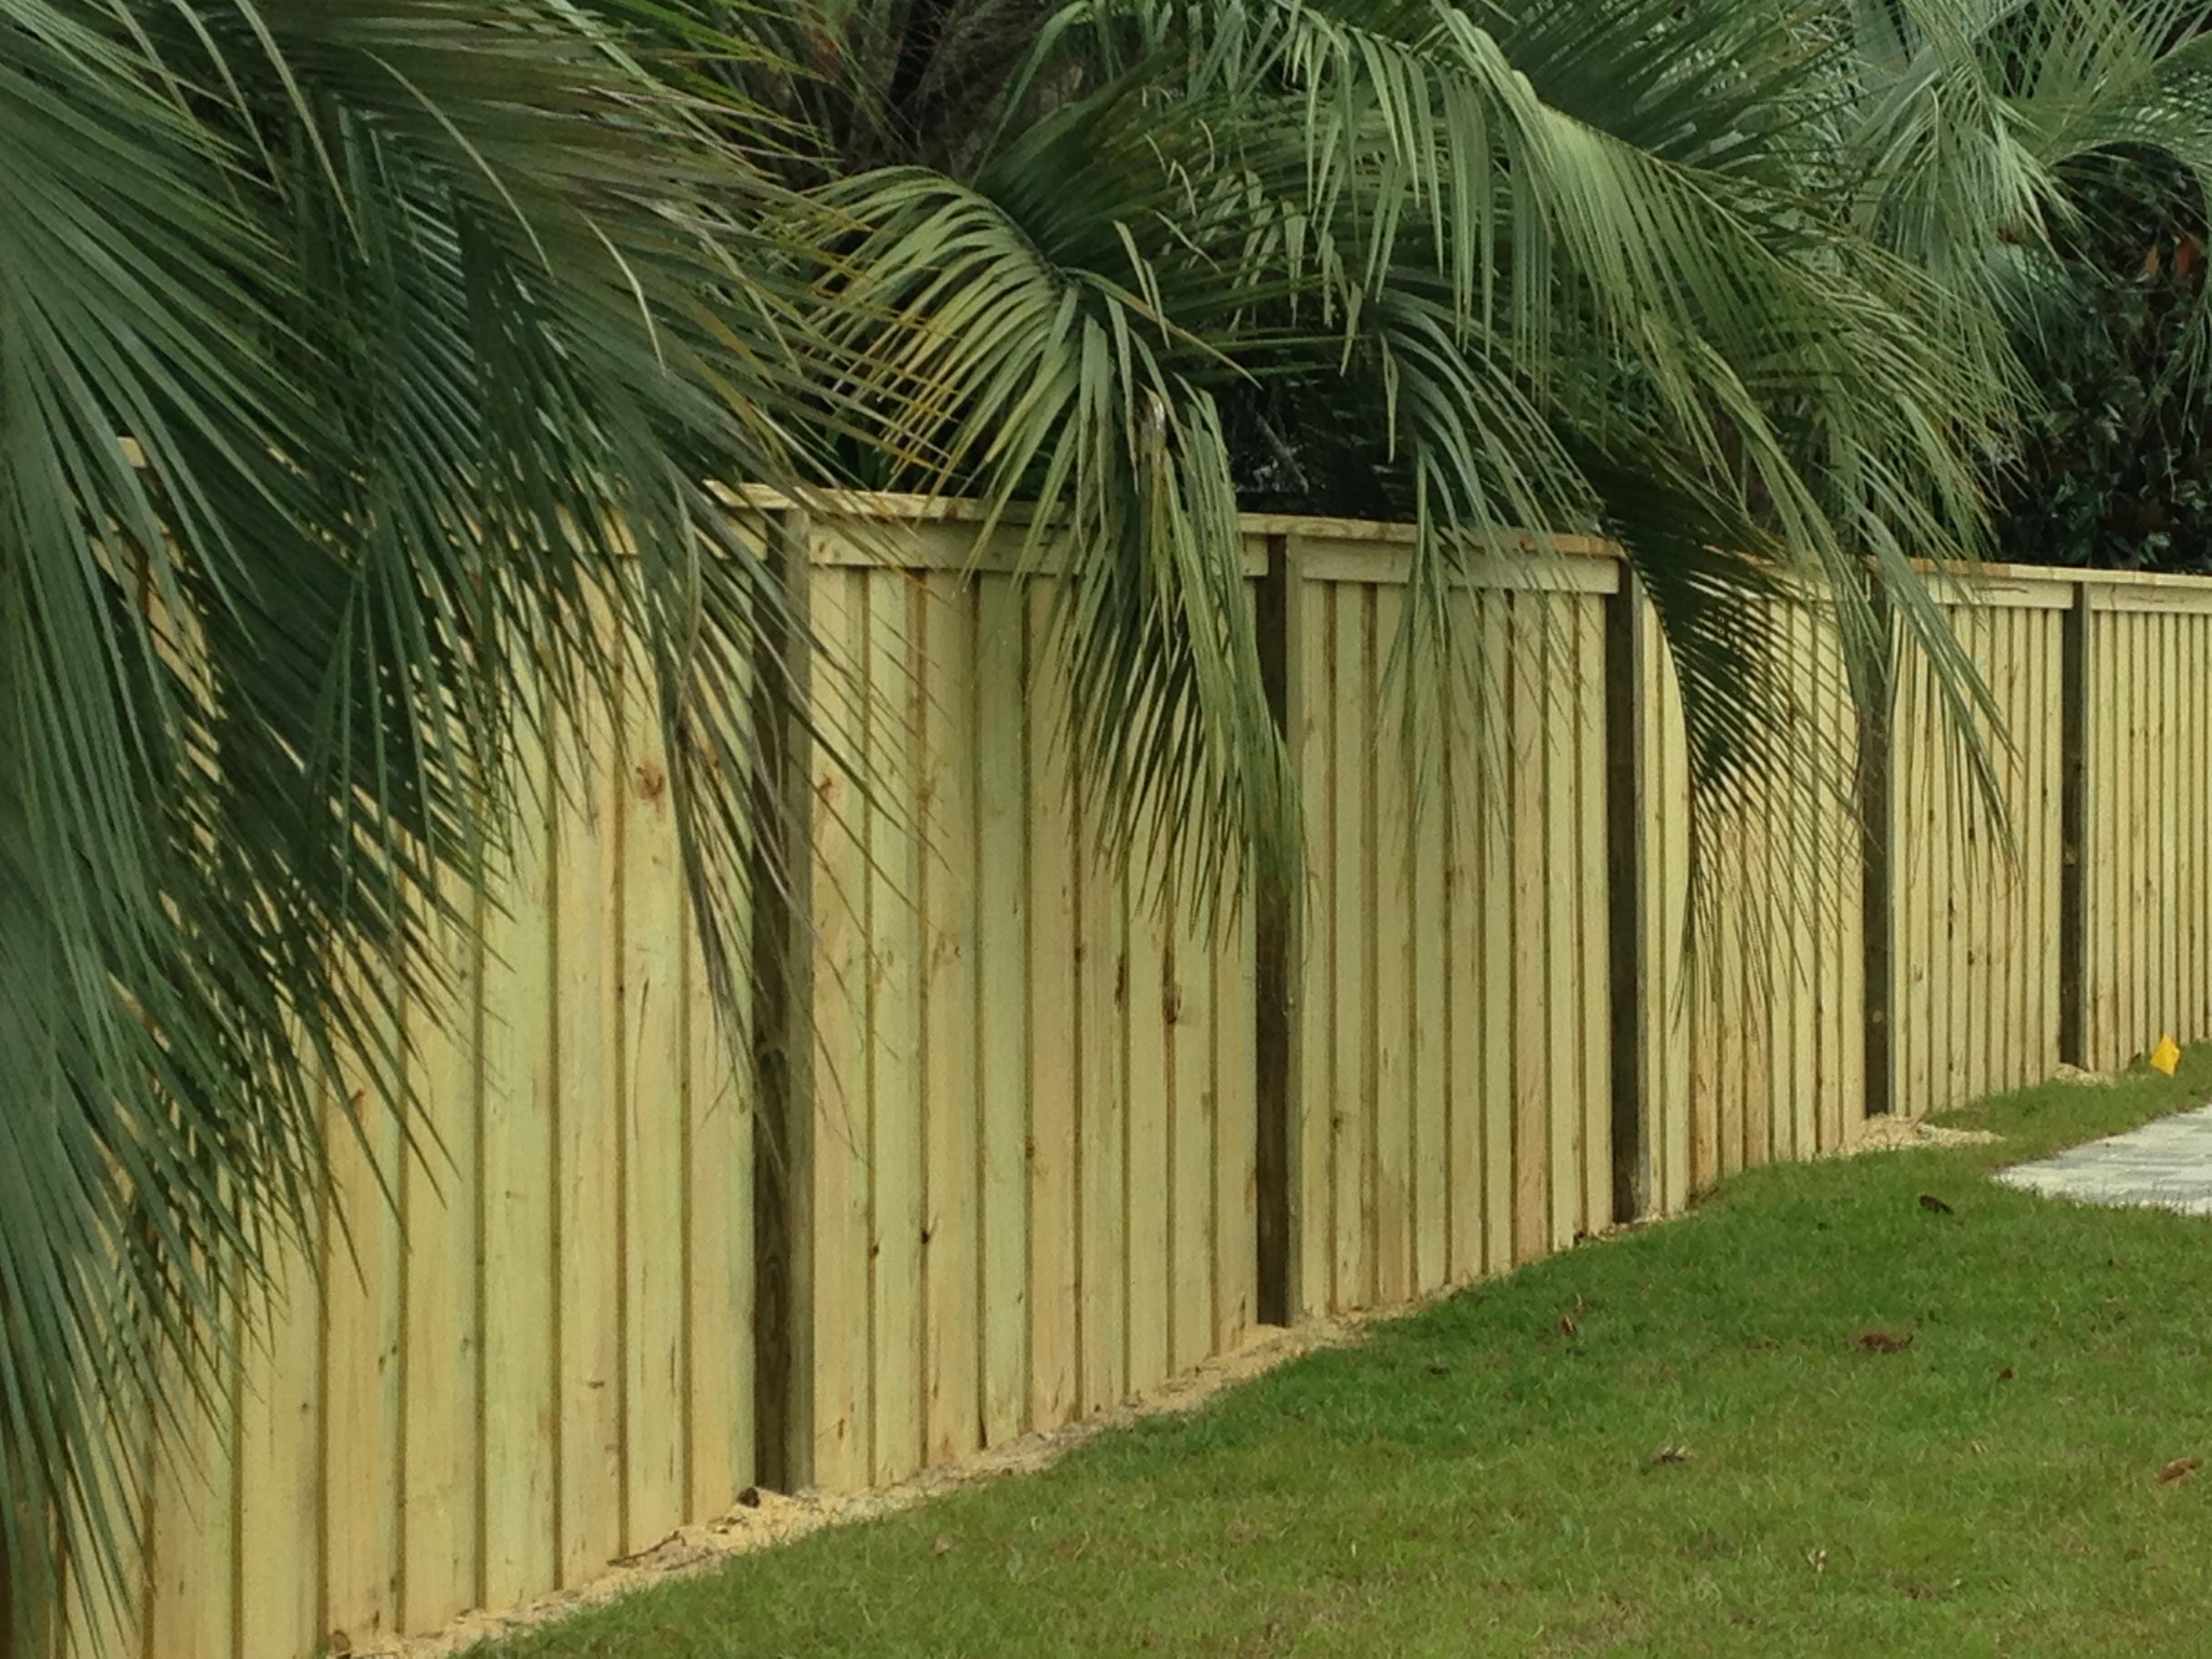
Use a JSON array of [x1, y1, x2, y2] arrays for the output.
[[1994, 155, 2212, 571]]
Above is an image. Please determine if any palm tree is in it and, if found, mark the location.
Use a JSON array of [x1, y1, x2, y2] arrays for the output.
[[773, 0, 2212, 905], [10, 0, 2212, 1639], [775, 0, 2024, 898], [0, 0, 809, 1635]]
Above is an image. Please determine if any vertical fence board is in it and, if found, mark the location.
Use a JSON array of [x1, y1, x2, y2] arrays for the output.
[[867, 575, 926, 1487], [402, 893, 484, 1631], [480, 759, 557, 1605], [1478, 596, 1517, 1274], [975, 576, 1031, 1445], [142, 1330, 235, 1659], [921, 576, 982, 1469], [1544, 615, 1582, 1246], [621, 679, 689, 1551], [685, 890, 752, 1519], [1412, 703, 1451, 1291], [1170, 897, 1217, 1374], [806, 569, 871, 1492], [323, 1028, 404, 1647], [555, 695, 624, 1575], [1508, 596, 1551, 1263], [1372, 587, 1413, 1303], [1076, 745, 1128, 1414], [1124, 869, 1172, 1399], [235, 1236, 319, 1659], [1023, 583, 1080, 1431], [1577, 601, 1613, 1230], [1330, 587, 1373, 1303], [1214, 901, 1258, 1348], [1443, 684, 1485, 1281]]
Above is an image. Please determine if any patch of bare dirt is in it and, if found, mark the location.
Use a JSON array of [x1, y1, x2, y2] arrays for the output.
[[2052, 1063, 2125, 1088], [350, 1314, 1380, 1659], [1834, 1115, 2000, 1156]]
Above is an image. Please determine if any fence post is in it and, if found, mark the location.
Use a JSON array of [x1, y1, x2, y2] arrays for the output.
[[751, 508, 815, 1492], [1603, 569, 1651, 1224], [1858, 577, 1896, 1120], [2059, 581, 2091, 1068], [1252, 532, 1300, 1326]]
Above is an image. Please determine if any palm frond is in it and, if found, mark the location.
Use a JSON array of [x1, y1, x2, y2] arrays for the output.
[[0, 0, 813, 1633]]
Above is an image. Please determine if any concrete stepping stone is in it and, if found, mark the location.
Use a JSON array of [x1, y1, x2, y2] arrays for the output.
[[1995, 1103, 2212, 1216]]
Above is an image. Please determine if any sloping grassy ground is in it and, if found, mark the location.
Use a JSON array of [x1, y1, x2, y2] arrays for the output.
[[476, 1054, 2212, 1657]]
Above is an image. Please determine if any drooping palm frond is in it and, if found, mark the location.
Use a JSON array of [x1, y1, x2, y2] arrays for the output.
[[0, 0, 817, 1633], [785, 0, 2034, 939]]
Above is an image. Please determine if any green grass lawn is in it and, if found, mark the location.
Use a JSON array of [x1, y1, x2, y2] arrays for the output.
[[475, 1055, 2212, 1657]]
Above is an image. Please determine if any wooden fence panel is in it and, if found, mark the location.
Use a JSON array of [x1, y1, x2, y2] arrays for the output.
[[100, 683, 758, 1659], [52, 503, 2212, 1659], [1642, 592, 1863, 1204], [1891, 581, 2068, 1115], [2083, 585, 2212, 1069], [1283, 535, 1617, 1313], [797, 519, 1261, 1492]]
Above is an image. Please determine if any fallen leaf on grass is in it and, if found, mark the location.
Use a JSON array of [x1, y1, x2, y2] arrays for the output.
[[1856, 1329, 1914, 1355], [1918, 1193, 1954, 1214], [2158, 1458, 2200, 1486], [1997, 1368, 2015, 1382], [931, 1534, 956, 1557]]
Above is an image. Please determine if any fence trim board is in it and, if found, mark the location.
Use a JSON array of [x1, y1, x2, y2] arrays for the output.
[[1291, 539, 1622, 593], [2086, 580, 2212, 616], [1917, 574, 2077, 611]]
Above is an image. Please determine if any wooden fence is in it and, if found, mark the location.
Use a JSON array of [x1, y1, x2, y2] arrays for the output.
[[34, 504, 2212, 1659]]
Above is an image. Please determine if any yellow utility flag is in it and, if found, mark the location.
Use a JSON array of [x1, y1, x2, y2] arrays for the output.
[[2151, 1035, 2182, 1077]]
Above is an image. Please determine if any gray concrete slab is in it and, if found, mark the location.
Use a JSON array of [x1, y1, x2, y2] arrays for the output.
[[1995, 1102, 2212, 1216]]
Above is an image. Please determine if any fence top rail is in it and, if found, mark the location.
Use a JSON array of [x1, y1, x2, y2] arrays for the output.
[[719, 485, 2212, 603]]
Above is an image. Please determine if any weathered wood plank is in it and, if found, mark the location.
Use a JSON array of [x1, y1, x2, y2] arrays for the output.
[[1412, 654, 1451, 1290], [235, 1227, 320, 1659], [555, 687, 626, 1576], [1576, 599, 1613, 1231], [1214, 899, 1258, 1348], [685, 876, 752, 1517], [480, 737, 558, 1602], [1329, 583, 1374, 1305], [402, 879, 484, 1629], [867, 572, 926, 1486], [1479, 595, 1515, 1271], [1545, 607, 1584, 1236], [1122, 859, 1172, 1398], [920, 575, 982, 1469], [1371, 585, 1412, 1303], [1169, 893, 1216, 1373], [142, 1307, 236, 1659], [1292, 547, 1336, 1313], [1025, 583, 1080, 1429], [1441, 620, 1484, 1279], [1076, 722, 1128, 1411], [323, 1003, 405, 1647], [1509, 594, 1552, 1263], [621, 669, 689, 1549], [975, 576, 1030, 1444], [805, 567, 872, 1492]]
